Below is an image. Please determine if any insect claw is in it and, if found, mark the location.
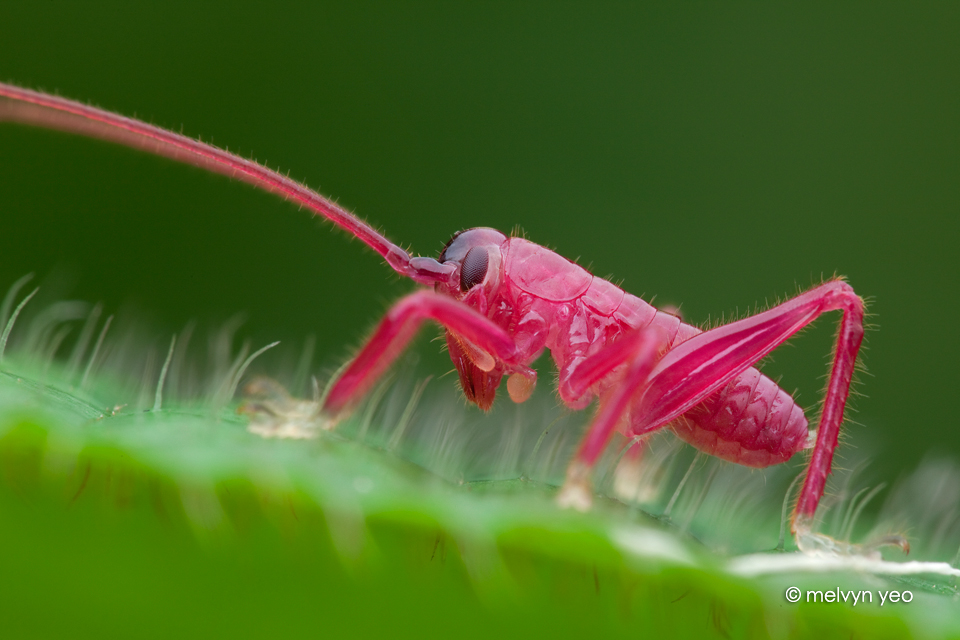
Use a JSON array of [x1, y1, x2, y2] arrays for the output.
[[612, 456, 644, 502], [557, 482, 593, 511], [864, 534, 911, 555], [793, 517, 910, 559], [239, 376, 329, 439], [557, 461, 594, 511]]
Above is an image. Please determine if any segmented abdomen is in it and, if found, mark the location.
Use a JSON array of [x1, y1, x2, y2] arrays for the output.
[[672, 368, 810, 468]]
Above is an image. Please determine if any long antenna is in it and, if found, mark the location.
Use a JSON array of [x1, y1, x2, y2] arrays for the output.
[[0, 82, 453, 285]]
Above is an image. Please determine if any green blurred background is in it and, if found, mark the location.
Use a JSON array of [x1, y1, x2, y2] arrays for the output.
[[1, 2, 958, 481]]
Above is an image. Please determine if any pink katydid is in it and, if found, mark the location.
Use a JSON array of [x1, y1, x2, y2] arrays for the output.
[[0, 81, 906, 555]]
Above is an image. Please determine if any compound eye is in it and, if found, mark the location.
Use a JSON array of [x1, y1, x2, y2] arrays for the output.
[[459, 247, 489, 291]]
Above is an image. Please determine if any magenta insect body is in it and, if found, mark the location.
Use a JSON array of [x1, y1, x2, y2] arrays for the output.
[[0, 82, 904, 555]]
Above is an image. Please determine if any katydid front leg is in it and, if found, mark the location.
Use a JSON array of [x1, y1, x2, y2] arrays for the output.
[[322, 290, 520, 418]]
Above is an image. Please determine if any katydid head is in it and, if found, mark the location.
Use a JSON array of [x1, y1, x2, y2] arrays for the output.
[[436, 228, 510, 409], [437, 228, 508, 298]]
